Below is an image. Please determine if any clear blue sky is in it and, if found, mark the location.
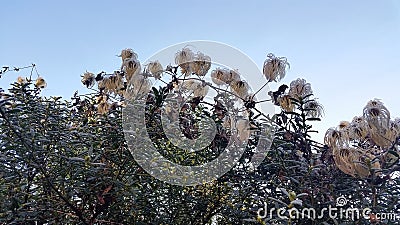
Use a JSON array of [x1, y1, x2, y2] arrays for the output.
[[1, 0, 399, 142]]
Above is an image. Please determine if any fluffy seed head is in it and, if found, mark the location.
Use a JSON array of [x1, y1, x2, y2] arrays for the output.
[[147, 60, 163, 79], [288, 78, 313, 100], [263, 53, 289, 82], [35, 77, 47, 89], [81, 72, 95, 88], [120, 48, 138, 62], [230, 80, 250, 99]]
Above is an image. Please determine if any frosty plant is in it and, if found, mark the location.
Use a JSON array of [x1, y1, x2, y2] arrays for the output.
[[325, 99, 400, 179], [78, 41, 297, 186], [267, 77, 324, 161], [3, 44, 399, 224]]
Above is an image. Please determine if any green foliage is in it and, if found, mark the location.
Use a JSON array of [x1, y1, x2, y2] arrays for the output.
[[0, 58, 399, 225]]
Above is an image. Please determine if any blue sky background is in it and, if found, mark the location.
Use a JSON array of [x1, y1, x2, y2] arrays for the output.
[[1, 0, 399, 142]]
